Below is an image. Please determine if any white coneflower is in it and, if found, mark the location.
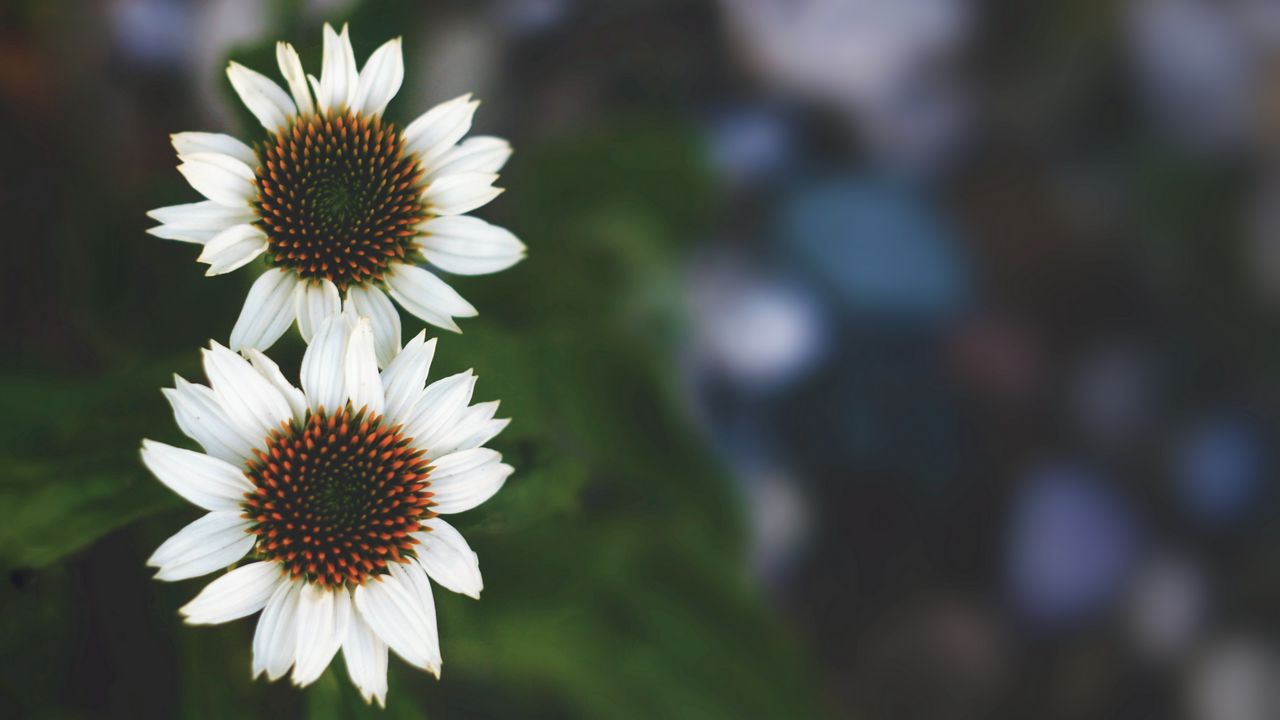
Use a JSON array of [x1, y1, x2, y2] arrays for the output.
[[142, 310, 512, 706], [147, 24, 525, 366]]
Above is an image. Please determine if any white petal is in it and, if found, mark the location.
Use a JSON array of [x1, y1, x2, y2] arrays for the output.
[[404, 94, 478, 163], [413, 517, 482, 599], [140, 439, 255, 510], [426, 400, 506, 459], [227, 61, 296, 130], [423, 172, 502, 216], [351, 38, 403, 117], [160, 379, 259, 465], [292, 585, 351, 686], [146, 224, 224, 244], [300, 311, 357, 412], [230, 268, 299, 353], [276, 42, 315, 116], [343, 613, 389, 707], [170, 132, 257, 166], [401, 371, 475, 450], [385, 263, 477, 333], [197, 224, 268, 275], [428, 448, 512, 514], [425, 136, 511, 180], [177, 154, 256, 207], [293, 278, 342, 343], [391, 559, 443, 672], [346, 285, 401, 368], [181, 561, 284, 625], [345, 318, 385, 416], [148, 510, 255, 581], [317, 23, 358, 112], [253, 580, 303, 680], [196, 224, 267, 274], [380, 332, 437, 425], [353, 561, 440, 675], [306, 74, 323, 108], [178, 150, 256, 179], [147, 200, 257, 244], [454, 416, 510, 455], [419, 216, 525, 276], [202, 342, 294, 440], [148, 200, 255, 227], [243, 348, 308, 423]]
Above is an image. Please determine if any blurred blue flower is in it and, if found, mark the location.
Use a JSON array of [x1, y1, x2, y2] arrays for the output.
[[705, 107, 795, 188], [1006, 464, 1140, 628], [493, 0, 570, 35], [1175, 417, 1263, 526], [111, 0, 194, 68], [780, 176, 970, 320]]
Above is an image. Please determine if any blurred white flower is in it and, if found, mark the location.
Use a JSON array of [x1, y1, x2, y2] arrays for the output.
[[142, 312, 512, 706], [687, 257, 827, 388], [1188, 637, 1280, 720], [1127, 0, 1280, 152], [1125, 554, 1205, 662], [745, 467, 810, 583], [148, 24, 525, 365], [720, 0, 972, 173]]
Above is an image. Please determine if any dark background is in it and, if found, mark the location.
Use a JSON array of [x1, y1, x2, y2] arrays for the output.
[[3, 0, 1280, 718]]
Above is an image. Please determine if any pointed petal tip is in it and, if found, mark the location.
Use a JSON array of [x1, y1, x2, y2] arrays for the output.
[[152, 567, 183, 582]]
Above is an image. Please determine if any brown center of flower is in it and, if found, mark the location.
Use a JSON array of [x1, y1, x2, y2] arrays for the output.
[[254, 111, 428, 291], [242, 405, 434, 587]]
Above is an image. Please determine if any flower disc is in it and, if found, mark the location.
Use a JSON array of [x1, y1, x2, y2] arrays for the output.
[[242, 405, 434, 587], [256, 111, 427, 291]]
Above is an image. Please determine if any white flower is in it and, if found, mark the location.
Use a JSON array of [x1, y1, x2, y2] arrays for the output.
[[142, 310, 512, 706], [148, 24, 525, 366]]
